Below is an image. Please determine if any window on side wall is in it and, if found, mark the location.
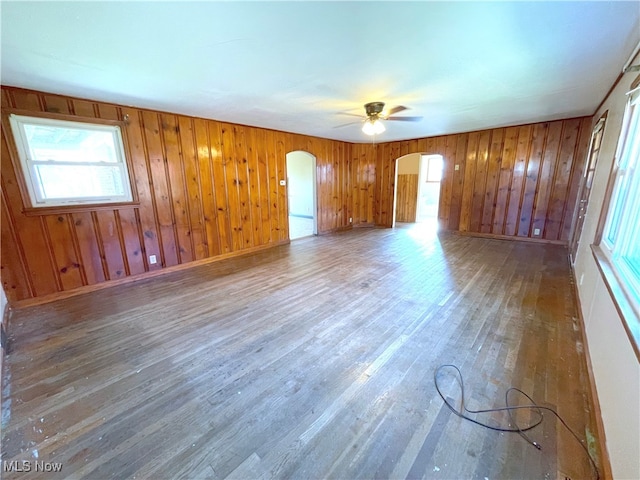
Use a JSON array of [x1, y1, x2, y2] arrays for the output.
[[599, 85, 640, 318], [8, 114, 134, 209]]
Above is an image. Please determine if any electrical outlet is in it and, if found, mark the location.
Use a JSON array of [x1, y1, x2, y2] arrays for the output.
[[533, 228, 541, 236], [149, 255, 157, 264], [454, 164, 460, 171], [349, 217, 353, 223]]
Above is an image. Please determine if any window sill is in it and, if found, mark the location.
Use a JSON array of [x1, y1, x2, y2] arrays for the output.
[[591, 244, 640, 361], [23, 201, 140, 216]]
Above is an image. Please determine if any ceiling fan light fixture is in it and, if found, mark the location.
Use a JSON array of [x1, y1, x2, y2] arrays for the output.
[[362, 118, 385, 135]]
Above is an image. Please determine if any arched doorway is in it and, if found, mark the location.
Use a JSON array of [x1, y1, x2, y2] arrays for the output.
[[393, 153, 443, 227], [286, 151, 317, 239]]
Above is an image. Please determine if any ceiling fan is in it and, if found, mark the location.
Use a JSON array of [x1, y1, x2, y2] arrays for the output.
[[336, 102, 422, 135]]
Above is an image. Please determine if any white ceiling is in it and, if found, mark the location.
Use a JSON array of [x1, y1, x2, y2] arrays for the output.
[[2, 1, 639, 143]]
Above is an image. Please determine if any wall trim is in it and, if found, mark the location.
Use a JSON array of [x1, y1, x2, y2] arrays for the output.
[[590, 245, 640, 360], [12, 239, 290, 309], [569, 261, 614, 480]]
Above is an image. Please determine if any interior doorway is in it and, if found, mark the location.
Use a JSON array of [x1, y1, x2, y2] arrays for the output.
[[286, 151, 317, 239], [417, 154, 443, 223], [393, 153, 443, 227]]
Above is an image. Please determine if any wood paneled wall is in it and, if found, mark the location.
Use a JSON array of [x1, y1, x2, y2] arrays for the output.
[[0, 87, 360, 302], [0, 86, 591, 303], [353, 117, 592, 240], [395, 174, 418, 223]]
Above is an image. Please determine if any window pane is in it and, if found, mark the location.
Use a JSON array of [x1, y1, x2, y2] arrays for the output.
[[35, 164, 126, 200], [605, 173, 630, 245], [24, 124, 118, 163]]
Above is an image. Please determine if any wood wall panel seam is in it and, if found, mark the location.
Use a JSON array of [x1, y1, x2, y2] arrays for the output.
[[158, 113, 185, 264], [112, 210, 131, 277], [139, 111, 170, 267], [39, 216, 63, 292], [91, 211, 112, 282], [67, 212, 89, 286], [0, 85, 591, 301], [0, 186, 35, 298]]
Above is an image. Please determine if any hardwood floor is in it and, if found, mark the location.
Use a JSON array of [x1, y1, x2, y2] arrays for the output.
[[1, 224, 603, 479]]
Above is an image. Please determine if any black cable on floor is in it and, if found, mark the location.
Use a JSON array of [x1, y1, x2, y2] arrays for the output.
[[433, 364, 600, 480]]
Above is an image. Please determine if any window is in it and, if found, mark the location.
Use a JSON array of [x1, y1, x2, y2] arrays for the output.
[[422, 154, 443, 182], [600, 86, 640, 314], [8, 114, 133, 208]]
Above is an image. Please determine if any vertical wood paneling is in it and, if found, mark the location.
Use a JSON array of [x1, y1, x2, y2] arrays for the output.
[[369, 117, 591, 244], [71, 99, 97, 118], [193, 118, 219, 257], [42, 95, 71, 114], [441, 135, 458, 227], [208, 121, 232, 255], [161, 114, 194, 263], [94, 210, 127, 280], [220, 123, 243, 251], [546, 118, 582, 240], [448, 134, 468, 230], [121, 108, 162, 271], [481, 129, 504, 233], [70, 212, 106, 285], [255, 129, 272, 244], [275, 135, 288, 242], [0, 86, 591, 302], [531, 121, 563, 237], [1, 131, 59, 297], [493, 127, 519, 235], [178, 116, 207, 260], [518, 123, 547, 237], [395, 174, 419, 222], [234, 126, 254, 248], [8, 89, 42, 110], [117, 208, 146, 276], [504, 125, 532, 236], [470, 130, 491, 232], [1, 196, 32, 299], [43, 215, 84, 290], [459, 132, 478, 232], [245, 128, 263, 247], [142, 111, 179, 267]]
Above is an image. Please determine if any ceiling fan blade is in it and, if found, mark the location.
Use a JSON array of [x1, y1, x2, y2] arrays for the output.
[[386, 105, 409, 116], [387, 116, 423, 122], [333, 120, 362, 128]]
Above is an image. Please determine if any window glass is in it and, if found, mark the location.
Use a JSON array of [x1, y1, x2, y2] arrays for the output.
[[9, 114, 133, 207]]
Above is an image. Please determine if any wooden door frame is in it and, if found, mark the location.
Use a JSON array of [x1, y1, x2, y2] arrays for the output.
[[392, 153, 443, 227]]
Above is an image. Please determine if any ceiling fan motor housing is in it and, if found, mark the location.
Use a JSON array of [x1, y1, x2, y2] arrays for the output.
[[364, 102, 385, 118]]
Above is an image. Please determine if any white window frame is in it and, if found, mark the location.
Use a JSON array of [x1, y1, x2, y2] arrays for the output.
[[8, 114, 133, 208], [600, 86, 640, 316]]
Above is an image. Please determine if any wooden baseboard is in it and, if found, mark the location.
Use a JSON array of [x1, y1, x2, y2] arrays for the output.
[[453, 230, 567, 245], [353, 222, 375, 228], [12, 239, 290, 310], [569, 262, 613, 480], [317, 224, 354, 235]]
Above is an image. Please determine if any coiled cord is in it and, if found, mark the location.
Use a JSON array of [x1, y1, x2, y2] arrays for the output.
[[433, 364, 600, 480]]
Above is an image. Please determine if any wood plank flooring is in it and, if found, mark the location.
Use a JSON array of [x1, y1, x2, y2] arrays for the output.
[[1, 224, 602, 479]]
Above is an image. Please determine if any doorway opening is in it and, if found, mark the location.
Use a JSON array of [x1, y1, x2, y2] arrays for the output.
[[393, 153, 443, 228], [286, 151, 317, 240]]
